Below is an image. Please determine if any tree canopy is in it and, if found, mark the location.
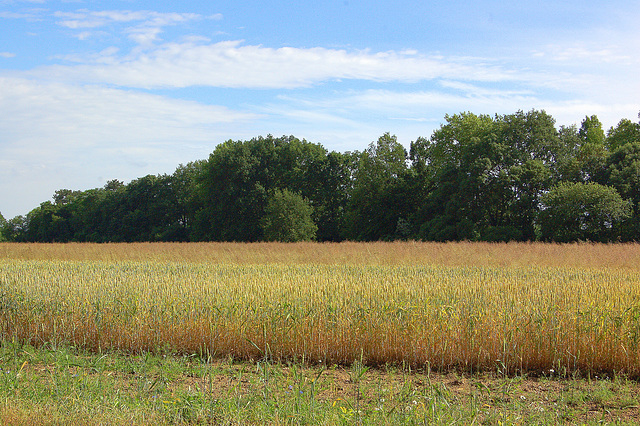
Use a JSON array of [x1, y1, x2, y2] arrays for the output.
[[5, 110, 640, 244]]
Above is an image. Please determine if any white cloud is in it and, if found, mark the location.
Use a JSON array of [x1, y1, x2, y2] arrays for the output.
[[0, 10, 43, 19], [126, 26, 163, 45], [0, 76, 259, 217], [52, 9, 214, 46], [30, 40, 528, 89], [0, 76, 257, 147], [0, 52, 16, 58], [54, 10, 202, 29], [266, 86, 639, 149], [532, 42, 635, 65], [542, 102, 640, 131], [0, 0, 46, 3], [277, 87, 539, 119]]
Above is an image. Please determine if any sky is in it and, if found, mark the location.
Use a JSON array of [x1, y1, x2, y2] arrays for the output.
[[1, 0, 639, 218]]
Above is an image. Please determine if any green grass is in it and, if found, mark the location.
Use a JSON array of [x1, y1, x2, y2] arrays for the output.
[[1, 341, 639, 425]]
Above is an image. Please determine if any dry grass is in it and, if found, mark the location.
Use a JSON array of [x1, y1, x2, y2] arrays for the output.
[[3, 241, 640, 268], [1, 242, 640, 377]]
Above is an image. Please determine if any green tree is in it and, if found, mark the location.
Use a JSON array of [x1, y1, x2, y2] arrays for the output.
[[0, 212, 6, 242], [344, 133, 413, 240], [66, 188, 110, 241], [171, 161, 207, 239], [578, 115, 605, 145], [574, 115, 609, 183], [605, 142, 640, 240], [539, 182, 631, 242], [607, 142, 640, 206], [70, 184, 126, 242], [555, 120, 609, 184], [23, 201, 70, 242], [261, 189, 317, 242], [606, 116, 640, 151], [412, 112, 503, 241], [53, 189, 82, 206], [119, 174, 186, 242], [555, 124, 582, 183], [298, 151, 352, 241], [498, 109, 562, 167], [411, 111, 558, 241], [1, 216, 27, 242], [196, 135, 347, 242]]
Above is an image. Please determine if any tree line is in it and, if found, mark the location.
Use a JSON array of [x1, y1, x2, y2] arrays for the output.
[[2, 109, 640, 243]]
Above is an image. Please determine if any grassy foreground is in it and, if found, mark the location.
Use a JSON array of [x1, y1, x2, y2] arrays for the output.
[[1, 342, 640, 425], [2, 241, 640, 424]]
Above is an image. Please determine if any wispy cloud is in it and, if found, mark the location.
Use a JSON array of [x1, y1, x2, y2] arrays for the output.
[[53, 10, 204, 29], [51, 10, 220, 45], [269, 86, 637, 139], [0, 76, 257, 148], [29, 40, 528, 89], [532, 43, 635, 64], [277, 85, 539, 116], [0, 9, 44, 19], [0, 0, 46, 3], [0, 75, 260, 217], [0, 52, 16, 58]]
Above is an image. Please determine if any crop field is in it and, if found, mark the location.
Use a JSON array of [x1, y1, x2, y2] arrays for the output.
[[3, 241, 640, 376], [2, 241, 640, 424]]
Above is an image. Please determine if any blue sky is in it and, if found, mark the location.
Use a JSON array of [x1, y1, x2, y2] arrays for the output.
[[1, 0, 639, 218]]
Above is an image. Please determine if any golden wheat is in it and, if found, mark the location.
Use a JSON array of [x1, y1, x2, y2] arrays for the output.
[[2, 241, 640, 268], [2, 243, 640, 377]]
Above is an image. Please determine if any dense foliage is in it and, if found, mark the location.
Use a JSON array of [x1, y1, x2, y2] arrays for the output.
[[2, 110, 640, 243]]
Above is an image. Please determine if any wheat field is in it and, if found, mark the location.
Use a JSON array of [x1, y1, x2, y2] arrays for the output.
[[1, 242, 640, 377]]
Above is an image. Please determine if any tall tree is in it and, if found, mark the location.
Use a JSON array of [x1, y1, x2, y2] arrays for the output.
[[118, 174, 186, 242], [573, 115, 609, 183], [411, 110, 559, 241], [497, 109, 562, 167], [297, 150, 352, 241], [414, 113, 519, 240], [195, 135, 341, 241], [605, 142, 640, 240], [1, 216, 27, 242], [412, 112, 498, 240], [22, 202, 68, 242], [344, 133, 412, 240], [171, 161, 207, 239]]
